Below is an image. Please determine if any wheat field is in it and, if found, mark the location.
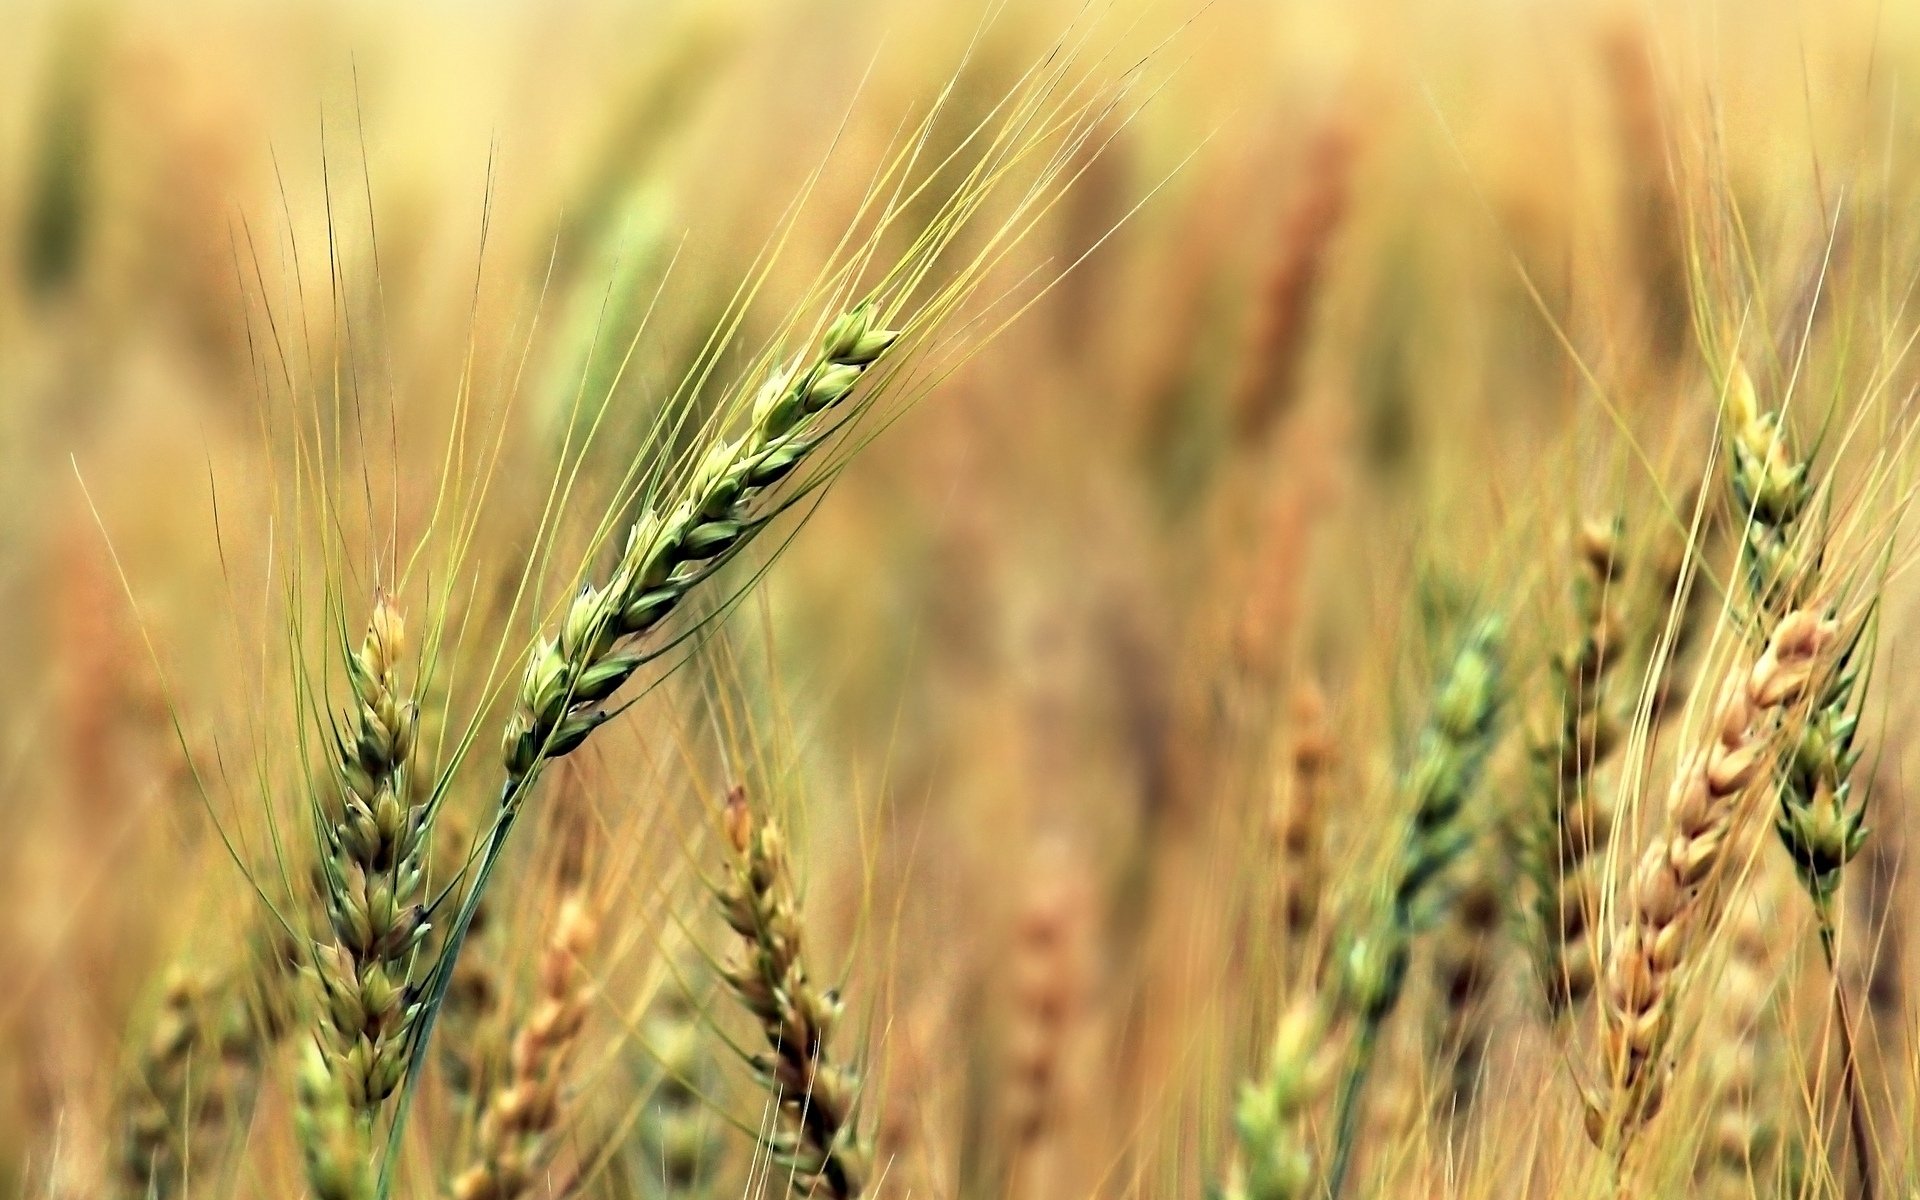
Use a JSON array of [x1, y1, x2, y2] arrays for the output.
[[3, 0, 1920, 1197]]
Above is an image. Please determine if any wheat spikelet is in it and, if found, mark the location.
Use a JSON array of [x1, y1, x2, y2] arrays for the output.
[[1589, 608, 1832, 1147]]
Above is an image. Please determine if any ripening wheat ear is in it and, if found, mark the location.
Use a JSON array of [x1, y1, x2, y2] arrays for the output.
[[115, 962, 270, 1200], [716, 786, 870, 1199], [1526, 518, 1628, 1016], [449, 893, 599, 1200], [1587, 609, 1832, 1156]]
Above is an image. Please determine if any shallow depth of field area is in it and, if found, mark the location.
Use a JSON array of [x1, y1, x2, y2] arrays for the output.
[[3, 1, 1920, 1198]]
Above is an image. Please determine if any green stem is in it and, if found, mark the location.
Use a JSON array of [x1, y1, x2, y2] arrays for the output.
[[1817, 906, 1876, 1200], [1323, 1020, 1379, 1200]]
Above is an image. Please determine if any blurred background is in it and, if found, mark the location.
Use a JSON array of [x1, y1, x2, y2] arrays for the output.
[[4, 0, 1920, 1196]]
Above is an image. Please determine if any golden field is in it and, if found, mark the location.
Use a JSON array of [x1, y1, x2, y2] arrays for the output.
[[1, 0, 1918, 1197]]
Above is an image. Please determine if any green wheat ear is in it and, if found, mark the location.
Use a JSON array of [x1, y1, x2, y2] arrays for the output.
[[370, 35, 1148, 1191], [1323, 617, 1506, 1199], [1774, 614, 1872, 912]]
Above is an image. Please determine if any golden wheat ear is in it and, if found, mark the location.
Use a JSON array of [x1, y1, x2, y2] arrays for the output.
[[1589, 611, 1832, 1158]]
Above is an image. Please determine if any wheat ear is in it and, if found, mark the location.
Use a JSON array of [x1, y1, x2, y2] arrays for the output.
[[293, 593, 422, 1198], [1527, 518, 1627, 1014], [717, 786, 870, 1199], [116, 965, 265, 1199], [501, 305, 898, 793], [305, 592, 424, 1118], [1324, 618, 1506, 1198], [1588, 609, 1831, 1151], [450, 895, 599, 1200], [1224, 992, 1348, 1200], [1725, 361, 1877, 1199]]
